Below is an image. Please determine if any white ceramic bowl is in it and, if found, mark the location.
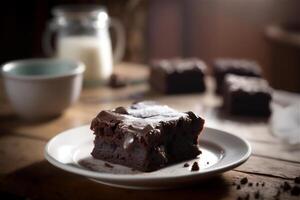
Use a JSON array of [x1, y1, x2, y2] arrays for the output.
[[1, 58, 85, 120]]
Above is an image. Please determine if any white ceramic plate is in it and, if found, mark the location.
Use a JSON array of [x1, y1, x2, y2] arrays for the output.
[[45, 125, 251, 189]]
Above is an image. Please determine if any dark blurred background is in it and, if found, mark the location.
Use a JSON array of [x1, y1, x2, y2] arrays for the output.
[[1, 0, 300, 92]]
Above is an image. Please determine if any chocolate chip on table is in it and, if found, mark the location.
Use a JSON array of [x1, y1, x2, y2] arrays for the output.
[[191, 162, 199, 171], [283, 181, 291, 191], [183, 163, 189, 167], [240, 177, 248, 185], [295, 176, 300, 184], [248, 182, 253, 187], [291, 186, 300, 196]]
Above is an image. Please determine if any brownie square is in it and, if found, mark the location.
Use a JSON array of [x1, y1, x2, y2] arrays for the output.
[[213, 58, 262, 94], [223, 74, 272, 117], [149, 58, 207, 94], [90, 101, 205, 172]]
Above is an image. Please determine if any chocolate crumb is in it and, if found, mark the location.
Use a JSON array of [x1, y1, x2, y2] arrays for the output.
[[262, 182, 265, 187], [241, 177, 248, 185], [248, 182, 253, 187], [254, 191, 260, 199], [283, 181, 291, 191], [104, 163, 114, 168], [295, 176, 300, 184], [207, 161, 209, 164], [291, 186, 300, 196], [256, 182, 259, 186], [237, 185, 241, 190], [183, 163, 189, 168], [114, 106, 128, 114], [191, 162, 199, 171]]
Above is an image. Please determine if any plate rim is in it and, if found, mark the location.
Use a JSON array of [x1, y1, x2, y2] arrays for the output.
[[44, 125, 252, 181]]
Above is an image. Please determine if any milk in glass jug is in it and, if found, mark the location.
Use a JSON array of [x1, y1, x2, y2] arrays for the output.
[[43, 5, 125, 84]]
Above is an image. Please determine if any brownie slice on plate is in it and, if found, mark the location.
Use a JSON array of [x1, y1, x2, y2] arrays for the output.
[[90, 101, 205, 172], [223, 74, 272, 117]]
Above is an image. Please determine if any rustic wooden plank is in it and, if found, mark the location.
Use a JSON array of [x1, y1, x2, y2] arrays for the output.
[[0, 105, 92, 141], [1, 134, 298, 185], [0, 134, 299, 199], [251, 141, 300, 163], [0, 135, 45, 174], [226, 172, 299, 200], [236, 155, 300, 179], [1, 163, 299, 200]]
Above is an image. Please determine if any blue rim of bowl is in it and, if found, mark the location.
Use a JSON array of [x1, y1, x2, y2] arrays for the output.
[[1, 58, 85, 80]]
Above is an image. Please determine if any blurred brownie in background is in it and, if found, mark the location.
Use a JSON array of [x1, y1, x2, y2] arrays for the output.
[[213, 58, 262, 94], [223, 74, 272, 117], [149, 58, 207, 94]]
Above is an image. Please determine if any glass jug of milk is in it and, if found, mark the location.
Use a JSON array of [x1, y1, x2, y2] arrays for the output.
[[43, 5, 125, 84]]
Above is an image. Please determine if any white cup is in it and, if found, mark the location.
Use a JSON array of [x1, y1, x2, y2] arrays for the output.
[[1, 58, 85, 120]]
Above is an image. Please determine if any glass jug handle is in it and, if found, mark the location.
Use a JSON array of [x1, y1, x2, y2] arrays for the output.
[[109, 18, 126, 64], [42, 21, 56, 57]]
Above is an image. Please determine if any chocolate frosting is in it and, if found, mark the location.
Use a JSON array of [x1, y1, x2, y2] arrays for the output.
[[225, 74, 272, 94], [91, 101, 203, 148], [151, 58, 207, 74], [214, 58, 262, 75]]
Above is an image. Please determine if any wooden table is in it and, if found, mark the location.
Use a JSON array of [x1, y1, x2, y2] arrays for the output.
[[0, 63, 299, 200]]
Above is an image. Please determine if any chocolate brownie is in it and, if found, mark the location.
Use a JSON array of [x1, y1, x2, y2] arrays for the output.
[[223, 74, 272, 117], [213, 58, 262, 94], [90, 101, 205, 172], [149, 58, 207, 94]]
